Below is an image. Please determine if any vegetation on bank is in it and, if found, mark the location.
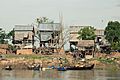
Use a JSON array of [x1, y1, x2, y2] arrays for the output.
[[97, 57, 119, 71], [2, 53, 120, 63], [77, 26, 96, 40], [96, 57, 115, 64], [3, 54, 54, 60], [0, 53, 120, 71], [1, 54, 69, 65], [105, 21, 120, 50]]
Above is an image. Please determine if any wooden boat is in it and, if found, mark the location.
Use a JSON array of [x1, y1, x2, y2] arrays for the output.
[[67, 64, 94, 70], [57, 67, 67, 71]]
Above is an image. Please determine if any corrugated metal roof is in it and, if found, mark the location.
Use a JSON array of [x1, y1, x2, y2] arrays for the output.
[[41, 32, 52, 41], [14, 25, 34, 31], [39, 23, 61, 31]]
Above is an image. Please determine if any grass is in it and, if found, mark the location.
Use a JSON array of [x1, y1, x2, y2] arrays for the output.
[[3, 54, 53, 60], [96, 57, 115, 64]]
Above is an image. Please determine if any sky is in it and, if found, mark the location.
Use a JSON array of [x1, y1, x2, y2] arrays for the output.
[[0, 0, 120, 32]]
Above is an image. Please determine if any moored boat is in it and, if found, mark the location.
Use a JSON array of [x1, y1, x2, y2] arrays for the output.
[[67, 64, 94, 70], [57, 67, 67, 71]]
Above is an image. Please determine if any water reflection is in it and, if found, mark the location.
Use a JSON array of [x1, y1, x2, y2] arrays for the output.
[[0, 69, 120, 80]]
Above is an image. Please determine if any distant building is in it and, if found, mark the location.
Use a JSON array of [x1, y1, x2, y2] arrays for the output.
[[94, 29, 106, 44], [37, 23, 64, 53], [69, 26, 106, 45], [69, 25, 109, 53], [13, 25, 35, 49], [69, 26, 91, 48], [77, 40, 95, 59], [94, 29, 110, 52]]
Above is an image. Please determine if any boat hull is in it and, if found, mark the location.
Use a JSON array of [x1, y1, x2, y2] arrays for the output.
[[57, 67, 67, 71], [67, 64, 94, 70]]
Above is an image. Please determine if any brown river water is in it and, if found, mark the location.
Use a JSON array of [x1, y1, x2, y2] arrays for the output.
[[0, 69, 120, 80]]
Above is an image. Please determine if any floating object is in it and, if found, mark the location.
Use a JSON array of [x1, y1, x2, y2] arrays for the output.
[[67, 64, 94, 70], [57, 67, 67, 71]]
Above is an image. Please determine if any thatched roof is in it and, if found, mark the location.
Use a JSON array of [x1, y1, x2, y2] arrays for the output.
[[77, 40, 94, 47]]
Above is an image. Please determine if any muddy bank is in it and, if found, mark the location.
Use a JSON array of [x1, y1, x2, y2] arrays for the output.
[[0, 54, 74, 70], [91, 52, 120, 70], [0, 53, 120, 70]]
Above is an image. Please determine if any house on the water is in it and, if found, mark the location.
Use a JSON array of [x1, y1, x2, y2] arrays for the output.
[[77, 40, 95, 59], [69, 26, 108, 58], [13, 25, 35, 54], [95, 29, 110, 53], [69, 26, 91, 49], [37, 23, 64, 53]]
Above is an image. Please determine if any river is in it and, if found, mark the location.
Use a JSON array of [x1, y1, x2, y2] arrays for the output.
[[0, 69, 120, 80]]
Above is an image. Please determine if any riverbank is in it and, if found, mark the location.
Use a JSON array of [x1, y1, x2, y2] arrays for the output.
[[91, 52, 120, 70], [0, 54, 73, 70], [0, 53, 120, 70]]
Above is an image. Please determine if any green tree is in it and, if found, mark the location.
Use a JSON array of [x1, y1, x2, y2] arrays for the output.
[[36, 17, 54, 25], [77, 26, 96, 40], [105, 21, 120, 50], [0, 29, 14, 44], [6, 30, 14, 39], [0, 29, 7, 44]]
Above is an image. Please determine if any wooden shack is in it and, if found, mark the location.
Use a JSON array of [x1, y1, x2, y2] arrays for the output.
[[13, 25, 35, 55], [77, 40, 95, 59]]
